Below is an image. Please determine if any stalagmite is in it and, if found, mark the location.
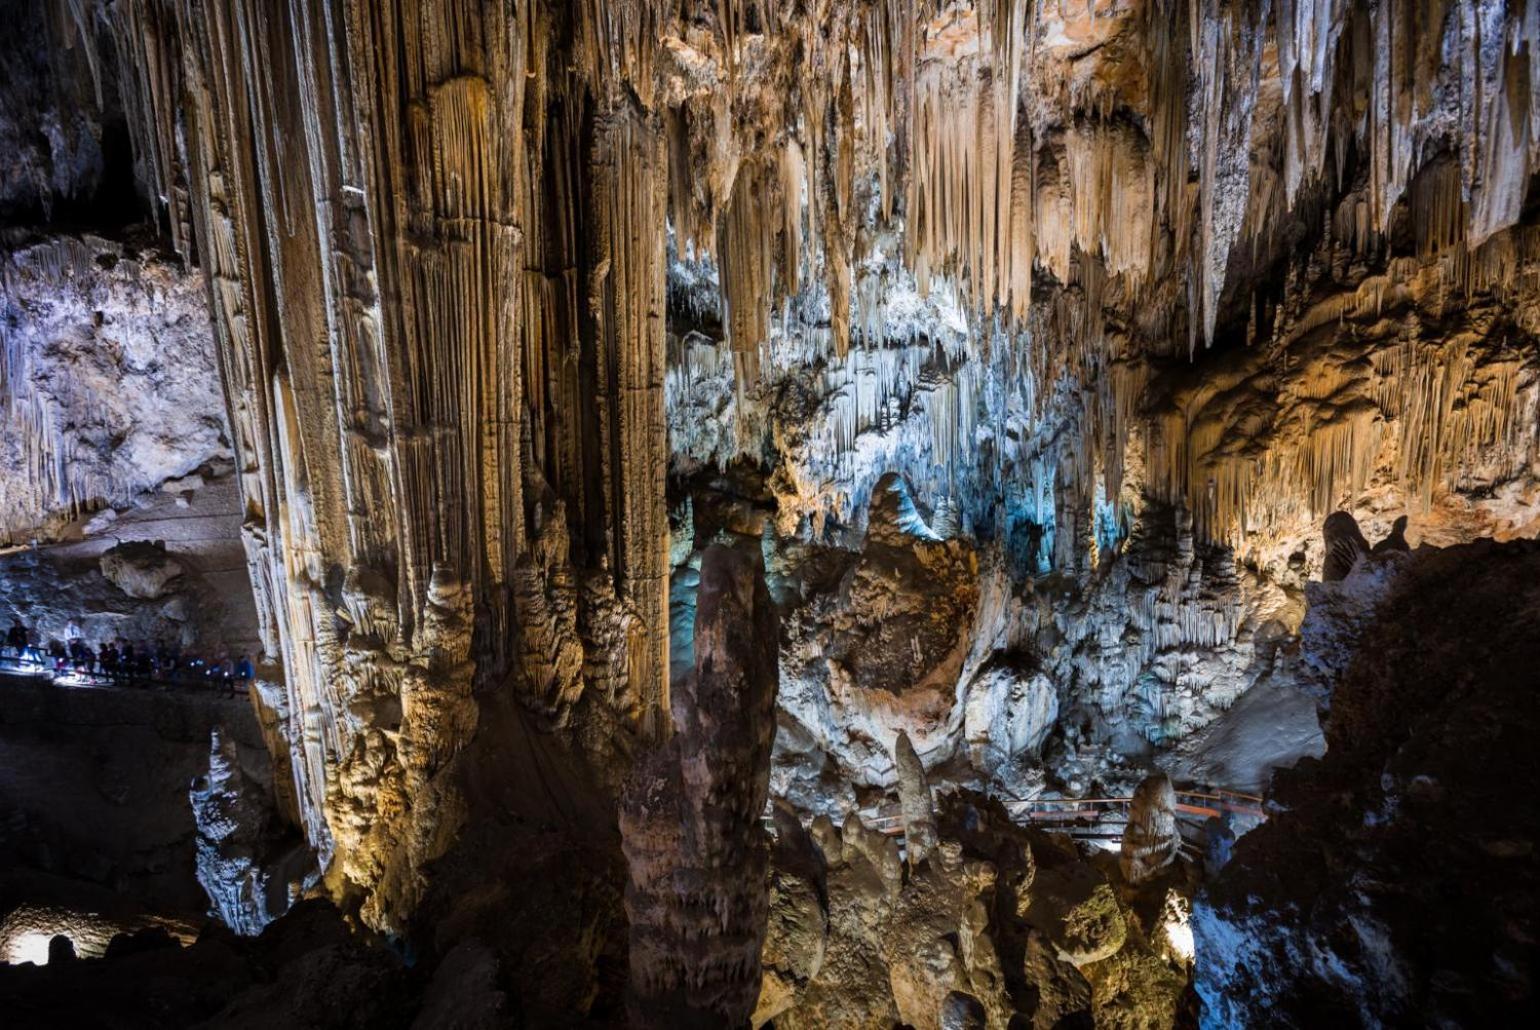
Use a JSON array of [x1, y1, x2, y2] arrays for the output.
[[894, 729, 938, 866], [1323, 511, 1373, 583], [619, 543, 779, 1028], [1119, 773, 1180, 885], [1372, 515, 1411, 556]]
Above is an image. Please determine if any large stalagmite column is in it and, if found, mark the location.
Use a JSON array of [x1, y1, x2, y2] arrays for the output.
[[895, 729, 939, 866], [619, 543, 780, 1028], [95, 0, 675, 929]]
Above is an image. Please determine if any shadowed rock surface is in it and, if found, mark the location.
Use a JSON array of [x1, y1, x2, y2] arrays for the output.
[[621, 543, 780, 1027], [1196, 539, 1540, 1026]]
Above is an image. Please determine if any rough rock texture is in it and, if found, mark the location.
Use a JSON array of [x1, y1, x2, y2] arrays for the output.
[[98, 539, 183, 599], [895, 729, 939, 866], [46, 0, 683, 931], [189, 728, 315, 937], [2, 3, 1538, 1007], [654, 0, 1540, 813], [621, 543, 779, 1028], [760, 790, 1195, 1029], [0, 234, 229, 544], [776, 472, 980, 794], [1119, 774, 1180, 886], [1195, 539, 1540, 1026]]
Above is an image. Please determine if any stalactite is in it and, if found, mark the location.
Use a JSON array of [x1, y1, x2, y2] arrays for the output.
[[716, 160, 776, 384], [80, 0, 681, 931], [27, 0, 1540, 934]]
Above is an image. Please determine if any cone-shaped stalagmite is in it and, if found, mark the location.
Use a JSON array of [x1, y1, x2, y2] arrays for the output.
[[895, 729, 939, 866]]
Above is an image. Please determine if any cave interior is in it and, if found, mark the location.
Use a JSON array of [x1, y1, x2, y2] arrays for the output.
[[0, 0, 1537, 1027]]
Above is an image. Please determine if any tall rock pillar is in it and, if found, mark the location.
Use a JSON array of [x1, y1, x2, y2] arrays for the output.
[[619, 543, 780, 1028]]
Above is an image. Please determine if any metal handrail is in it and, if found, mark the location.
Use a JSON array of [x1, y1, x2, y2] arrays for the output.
[[766, 779, 1268, 849]]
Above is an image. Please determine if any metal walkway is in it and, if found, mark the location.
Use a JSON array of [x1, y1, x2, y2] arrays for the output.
[[777, 786, 1265, 857]]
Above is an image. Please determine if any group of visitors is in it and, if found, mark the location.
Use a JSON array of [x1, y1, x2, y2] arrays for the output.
[[2, 618, 254, 694]]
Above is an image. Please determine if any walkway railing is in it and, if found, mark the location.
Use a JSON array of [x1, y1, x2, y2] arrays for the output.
[[0, 653, 247, 694], [769, 784, 1265, 852]]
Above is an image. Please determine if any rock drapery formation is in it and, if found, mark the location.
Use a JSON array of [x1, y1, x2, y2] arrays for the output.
[[2, 4, 1539, 1024], [8, 0, 1531, 930], [621, 543, 779, 1028], [40, 0, 678, 929], [658, 0, 1540, 816]]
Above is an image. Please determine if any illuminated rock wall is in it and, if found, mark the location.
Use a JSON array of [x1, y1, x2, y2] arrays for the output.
[[11, 0, 1537, 928], [0, 236, 229, 544], [89, 1, 674, 930], [655, 0, 1540, 805]]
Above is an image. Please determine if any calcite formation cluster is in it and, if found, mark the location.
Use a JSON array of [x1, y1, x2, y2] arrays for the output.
[[757, 771, 1195, 1028], [0, 0, 1536, 977]]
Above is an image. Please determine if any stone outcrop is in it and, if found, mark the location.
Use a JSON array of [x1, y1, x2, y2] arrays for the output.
[[621, 543, 779, 1028], [189, 728, 315, 937], [760, 792, 1194, 1029], [1119, 774, 1180, 886], [97, 540, 182, 600], [835, 474, 981, 700], [1, 6, 1538, 1024], [1196, 539, 1540, 1026], [36, 0, 679, 931], [775, 472, 980, 794]]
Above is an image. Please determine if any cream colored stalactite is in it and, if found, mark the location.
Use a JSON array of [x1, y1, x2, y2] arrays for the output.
[[104, 0, 548, 929], [1274, 0, 1538, 245], [589, 106, 673, 740], [717, 160, 776, 384]]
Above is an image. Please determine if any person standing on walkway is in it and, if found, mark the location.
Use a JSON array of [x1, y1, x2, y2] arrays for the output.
[[5, 618, 28, 658]]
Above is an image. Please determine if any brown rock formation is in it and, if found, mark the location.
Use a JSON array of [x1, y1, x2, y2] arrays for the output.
[[762, 792, 1194, 1029], [895, 729, 940, 866], [835, 473, 980, 700], [1119, 774, 1181, 886], [1323, 511, 1374, 582], [620, 543, 779, 1028]]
